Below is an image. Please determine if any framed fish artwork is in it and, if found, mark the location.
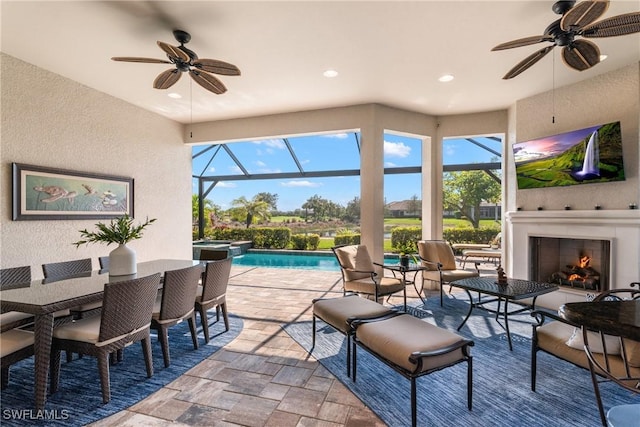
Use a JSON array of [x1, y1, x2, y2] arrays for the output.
[[12, 163, 134, 220]]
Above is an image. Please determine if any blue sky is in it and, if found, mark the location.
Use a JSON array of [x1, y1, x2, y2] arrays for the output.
[[193, 132, 502, 212]]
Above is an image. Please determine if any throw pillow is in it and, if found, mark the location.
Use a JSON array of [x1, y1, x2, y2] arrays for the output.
[[565, 327, 621, 355]]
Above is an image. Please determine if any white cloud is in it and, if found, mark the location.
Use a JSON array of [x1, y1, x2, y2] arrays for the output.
[[217, 182, 237, 188], [255, 160, 267, 167], [445, 145, 456, 156], [384, 140, 411, 157], [280, 180, 322, 188], [229, 165, 243, 174], [252, 139, 286, 149], [322, 133, 349, 139], [385, 161, 397, 167], [208, 166, 216, 173]]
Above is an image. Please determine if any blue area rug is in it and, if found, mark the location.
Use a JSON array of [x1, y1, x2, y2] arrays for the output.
[[1, 313, 242, 426], [283, 295, 640, 427]]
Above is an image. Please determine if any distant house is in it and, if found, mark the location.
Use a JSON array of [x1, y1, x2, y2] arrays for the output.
[[386, 200, 421, 218]]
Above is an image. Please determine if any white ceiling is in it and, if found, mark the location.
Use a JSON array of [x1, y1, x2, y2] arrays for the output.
[[2, 1, 639, 124]]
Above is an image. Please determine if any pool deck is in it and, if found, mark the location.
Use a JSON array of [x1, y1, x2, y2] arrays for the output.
[[91, 262, 497, 426]]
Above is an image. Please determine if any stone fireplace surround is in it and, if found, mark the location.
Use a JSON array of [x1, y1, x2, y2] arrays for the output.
[[506, 210, 640, 310]]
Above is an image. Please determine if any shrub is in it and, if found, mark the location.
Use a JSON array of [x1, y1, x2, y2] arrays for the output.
[[390, 226, 422, 253], [334, 233, 360, 246], [291, 233, 320, 250]]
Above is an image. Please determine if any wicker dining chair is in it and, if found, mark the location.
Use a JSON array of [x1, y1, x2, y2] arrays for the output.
[[0, 266, 34, 333], [1, 328, 34, 390], [50, 273, 161, 404], [151, 264, 202, 368], [196, 257, 233, 343], [42, 258, 93, 282], [43, 258, 101, 321]]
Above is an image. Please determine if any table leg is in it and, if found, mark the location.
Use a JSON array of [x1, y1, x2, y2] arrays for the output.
[[457, 289, 474, 331], [33, 313, 54, 409], [503, 300, 513, 351]]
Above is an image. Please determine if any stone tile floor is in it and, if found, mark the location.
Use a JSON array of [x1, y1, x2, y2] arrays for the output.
[[91, 261, 498, 426]]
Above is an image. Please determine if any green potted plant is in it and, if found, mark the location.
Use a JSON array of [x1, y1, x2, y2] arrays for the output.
[[74, 214, 156, 276]]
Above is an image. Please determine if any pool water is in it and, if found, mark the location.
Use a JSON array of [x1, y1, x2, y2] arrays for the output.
[[232, 252, 340, 271], [231, 251, 402, 271]]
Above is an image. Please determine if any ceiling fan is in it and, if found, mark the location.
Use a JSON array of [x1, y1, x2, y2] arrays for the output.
[[492, 0, 640, 79], [112, 30, 240, 94]]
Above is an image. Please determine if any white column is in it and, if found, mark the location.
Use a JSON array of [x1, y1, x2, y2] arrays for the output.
[[360, 111, 385, 264]]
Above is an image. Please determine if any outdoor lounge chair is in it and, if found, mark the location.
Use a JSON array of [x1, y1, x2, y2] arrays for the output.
[[332, 245, 406, 309], [417, 240, 479, 306]]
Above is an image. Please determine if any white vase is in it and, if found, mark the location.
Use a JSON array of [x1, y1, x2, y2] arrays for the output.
[[109, 243, 137, 276]]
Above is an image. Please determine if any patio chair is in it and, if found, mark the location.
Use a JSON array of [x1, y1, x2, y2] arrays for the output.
[[332, 245, 406, 308], [1, 328, 34, 390], [43, 258, 100, 320], [417, 240, 479, 306], [151, 264, 202, 367], [196, 257, 233, 343], [531, 283, 640, 427], [0, 266, 34, 332], [50, 273, 161, 404]]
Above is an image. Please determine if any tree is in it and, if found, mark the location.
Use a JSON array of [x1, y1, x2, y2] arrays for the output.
[[231, 195, 271, 228], [443, 170, 500, 229], [191, 195, 218, 227], [255, 192, 278, 211], [407, 194, 421, 216], [343, 197, 360, 222], [302, 195, 332, 222]]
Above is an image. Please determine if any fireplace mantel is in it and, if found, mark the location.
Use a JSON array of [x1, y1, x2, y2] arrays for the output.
[[507, 209, 640, 227], [506, 209, 640, 309]]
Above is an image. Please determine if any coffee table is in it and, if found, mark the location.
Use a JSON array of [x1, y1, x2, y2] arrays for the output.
[[450, 277, 558, 350]]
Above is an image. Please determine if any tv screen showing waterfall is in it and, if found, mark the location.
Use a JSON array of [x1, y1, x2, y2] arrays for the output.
[[512, 121, 625, 190]]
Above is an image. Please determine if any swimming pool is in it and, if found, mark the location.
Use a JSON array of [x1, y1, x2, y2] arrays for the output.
[[232, 251, 340, 271], [231, 250, 401, 271]]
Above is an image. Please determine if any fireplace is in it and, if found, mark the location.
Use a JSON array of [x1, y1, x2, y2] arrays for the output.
[[506, 210, 640, 310], [530, 237, 610, 292]]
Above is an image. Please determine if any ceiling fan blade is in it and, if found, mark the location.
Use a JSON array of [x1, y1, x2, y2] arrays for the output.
[[193, 58, 241, 76], [581, 11, 640, 37], [491, 35, 554, 51], [562, 39, 600, 71], [189, 70, 227, 94], [153, 69, 182, 89], [111, 57, 172, 64], [561, 0, 610, 31], [157, 41, 190, 62], [502, 45, 555, 79]]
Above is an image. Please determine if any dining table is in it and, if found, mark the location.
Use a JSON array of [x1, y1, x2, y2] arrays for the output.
[[0, 259, 203, 410]]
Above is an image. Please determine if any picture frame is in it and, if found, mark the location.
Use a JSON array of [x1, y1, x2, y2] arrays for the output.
[[12, 163, 134, 220]]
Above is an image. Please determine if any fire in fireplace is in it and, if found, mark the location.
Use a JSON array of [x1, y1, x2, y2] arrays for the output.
[[549, 254, 600, 290], [529, 237, 610, 293]]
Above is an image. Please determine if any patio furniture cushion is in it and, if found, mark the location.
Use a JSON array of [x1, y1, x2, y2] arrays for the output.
[[0, 329, 34, 358], [334, 245, 374, 281]]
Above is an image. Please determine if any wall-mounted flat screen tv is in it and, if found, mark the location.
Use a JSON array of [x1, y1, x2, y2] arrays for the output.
[[513, 121, 625, 190]]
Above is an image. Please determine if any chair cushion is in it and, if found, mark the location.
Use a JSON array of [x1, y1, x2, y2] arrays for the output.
[[356, 314, 467, 373], [344, 277, 404, 296], [53, 316, 101, 344], [313, 295, 392, 334], [418, 241, 457, 271], [623, 339, 640, 367], [566, 327, 621, 355], [0, 329, 34, 357], [0, 311, 33, 327], [336, 245, 375, 281]]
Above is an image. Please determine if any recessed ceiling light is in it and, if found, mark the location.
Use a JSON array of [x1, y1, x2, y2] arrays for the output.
[[599, 54, 608, 61], [438, 74, 454, 82], [168, 93, 182, 99], [323, 69, 339, 78]]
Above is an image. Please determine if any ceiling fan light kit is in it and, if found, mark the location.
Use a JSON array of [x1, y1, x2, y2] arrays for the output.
[[492, 0, 640, 79], [111, 30, 240, 94]]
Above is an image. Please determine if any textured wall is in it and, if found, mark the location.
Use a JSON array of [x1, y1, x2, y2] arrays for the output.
[[1, 54, 192, 278], [510, 63, 640, 211]]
